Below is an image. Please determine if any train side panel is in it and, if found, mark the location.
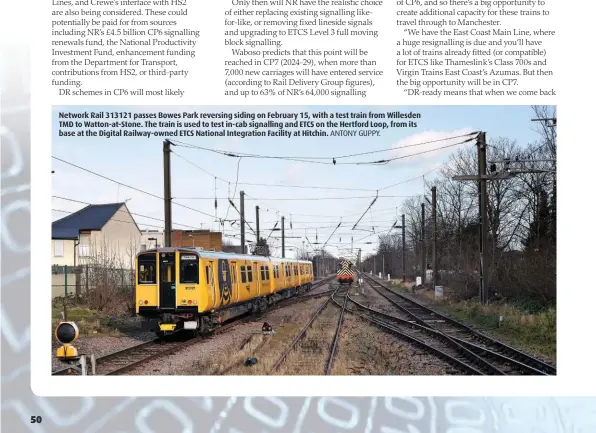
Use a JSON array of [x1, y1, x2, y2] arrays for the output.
[[257, 258, 273, 296], [197, 256, 216, 311], [301, 261, 313, 284], [235, 259, 257, 303]]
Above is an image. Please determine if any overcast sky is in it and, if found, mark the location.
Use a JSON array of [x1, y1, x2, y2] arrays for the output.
[[52, 105, 549, 259]]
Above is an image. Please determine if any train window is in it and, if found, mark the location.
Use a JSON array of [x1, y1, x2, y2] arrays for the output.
[[260, 266, 265, 281], [138, 254, 156, 284], [205, 266, 211, 286], [240, 265, 247, 283], [265, 266, 270, 280], [247, 266, 253, 282], [179, 254, 199, 284]]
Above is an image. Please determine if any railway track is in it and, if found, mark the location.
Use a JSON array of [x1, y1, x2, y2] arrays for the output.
[[268, 284, 346, 375], [330, 294, 482, 375], [360, 273, 556, 375], [52, 276, 334, 376]]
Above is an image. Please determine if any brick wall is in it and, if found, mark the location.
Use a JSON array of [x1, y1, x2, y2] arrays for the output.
[[172, 230, 223, 251]]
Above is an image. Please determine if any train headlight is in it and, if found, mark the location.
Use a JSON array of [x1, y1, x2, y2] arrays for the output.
[[55, 322, 79, 345], [181, 299, 186, 304], [139, 300, 143, 305], [193, 300, 198, 305]]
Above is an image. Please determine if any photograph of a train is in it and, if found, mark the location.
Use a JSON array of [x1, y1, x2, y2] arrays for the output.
[[136, 248, 313, 336], [51, 105, 556, 377]]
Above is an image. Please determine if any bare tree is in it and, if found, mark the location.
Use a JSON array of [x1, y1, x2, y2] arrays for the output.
[[365, 110, 556, 305]]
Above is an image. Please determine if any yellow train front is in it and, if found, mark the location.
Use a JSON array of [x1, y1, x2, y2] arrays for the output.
[[336, 260, 355, 285], [135, 248, 314, 336]]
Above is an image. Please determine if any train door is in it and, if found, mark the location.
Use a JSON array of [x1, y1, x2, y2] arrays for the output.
[[230, 261, 239, 303], [284, 263, 290, 287], [218, 259, 233, 307], [159, 252, 176, 309], [205, 260, 216, 307], [253, 261, 261, 295]]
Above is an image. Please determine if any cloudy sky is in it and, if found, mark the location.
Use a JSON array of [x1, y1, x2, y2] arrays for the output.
[[52, 105, 549, 259]]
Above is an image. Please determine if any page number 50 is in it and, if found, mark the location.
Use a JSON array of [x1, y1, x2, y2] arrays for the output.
[[30, 416, 42, 423]]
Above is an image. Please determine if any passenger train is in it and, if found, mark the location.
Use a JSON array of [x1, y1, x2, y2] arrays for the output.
[[135, 247, 314, 336]]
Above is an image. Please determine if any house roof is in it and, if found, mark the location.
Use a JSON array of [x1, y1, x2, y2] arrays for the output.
[[52, 203, 127, 239]]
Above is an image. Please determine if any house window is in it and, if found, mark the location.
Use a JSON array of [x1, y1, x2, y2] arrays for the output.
[[79, 233, 90, 257], [54, 240, 64, 257], [79, 244, 90, 257]]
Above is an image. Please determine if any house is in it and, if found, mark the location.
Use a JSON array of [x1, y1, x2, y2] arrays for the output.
[[140, 230, 164, 251], [51, 202, 142, 268]]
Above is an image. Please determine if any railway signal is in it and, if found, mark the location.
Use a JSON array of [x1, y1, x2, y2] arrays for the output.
[[55, 321, 79, 361]]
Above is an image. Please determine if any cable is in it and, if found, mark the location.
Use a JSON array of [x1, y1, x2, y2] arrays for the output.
[[359, 137, 476, 165], [52, 208, 164, 229], [52, 196, 203, 230], [238, 182, 375, 192], [380, 162, 446, 191], [52, 156, 219, 219], [171, 150, 227, 182], [174, 149, 377, 192], [222, 157, 243, 234], [175, 194, 420, 201], [169, 132, 478, 164], [352, 191, 379, 230], [174, 140, 473, 165]]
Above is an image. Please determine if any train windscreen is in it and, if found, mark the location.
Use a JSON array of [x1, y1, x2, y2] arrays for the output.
[[138, 253, 157, 284]]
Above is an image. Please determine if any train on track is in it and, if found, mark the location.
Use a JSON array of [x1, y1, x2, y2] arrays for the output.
[[135, 247, 313, 337], [336, 259, 356, 285]]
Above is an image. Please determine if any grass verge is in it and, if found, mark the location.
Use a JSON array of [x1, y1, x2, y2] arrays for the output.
[[51, 306, 124, 336], [386, 280, 556, 363]]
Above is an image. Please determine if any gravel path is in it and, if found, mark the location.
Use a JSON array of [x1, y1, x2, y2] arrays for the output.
[[124, 297, 328, 375], [333, 314, 456, 375]]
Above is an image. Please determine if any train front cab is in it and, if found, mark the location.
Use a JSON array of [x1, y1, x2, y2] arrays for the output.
[[136, 249, 204, 334]]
